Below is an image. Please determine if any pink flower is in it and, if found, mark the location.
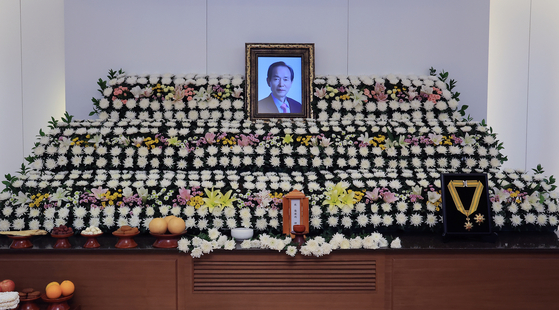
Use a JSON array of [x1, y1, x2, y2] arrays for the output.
[[254, 190, 272, 208], [314, 87, 327, 99], [237, 134, 251, 147], [382, 192, 398, 204], [174, 85, 186, 102], [232, 87, 243, 99], [179, 188, 192, 201], [142, 87, 153, 97], [373, 83, 388, 102], [205, 132, 216, 144], [90, 187, 108, 200], [365, 188, 380, 201], [427, 94, 441, 103]]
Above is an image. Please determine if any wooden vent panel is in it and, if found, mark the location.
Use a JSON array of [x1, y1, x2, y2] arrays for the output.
[[193, 260, 376, 293]]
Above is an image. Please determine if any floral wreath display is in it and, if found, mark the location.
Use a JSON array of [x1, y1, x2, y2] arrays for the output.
[[0, 69, 557, 258]]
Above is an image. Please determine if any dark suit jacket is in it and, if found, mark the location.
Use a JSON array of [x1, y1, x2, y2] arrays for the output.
[[258, 94, 302, 114]]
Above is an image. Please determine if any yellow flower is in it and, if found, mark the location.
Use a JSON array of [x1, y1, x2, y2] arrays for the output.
[[189, 196, 204, 208], [271, 192, 283, 199], [283, 134, 293, 144]]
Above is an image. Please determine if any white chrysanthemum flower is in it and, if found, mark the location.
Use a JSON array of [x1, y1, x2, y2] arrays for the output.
[[255, 218, 268, 230], [340, 216, 352, 228], [382, 215, 394, 226], [395, 212, 407, 226], [426, 214, 438, 227], [525, 213, 537, 224], [325, 215, 338, 227], [353, 214, 368, 227], [536, 214, 548, 226]]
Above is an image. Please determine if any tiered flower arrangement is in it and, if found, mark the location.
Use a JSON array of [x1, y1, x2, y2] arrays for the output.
[[0, 69, 557, 258], [90, 69, 246, 121], [24, 118, 504, 174]]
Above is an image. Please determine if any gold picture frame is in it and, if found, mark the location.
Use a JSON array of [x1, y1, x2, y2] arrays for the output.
[[245, 43, 314, 119]]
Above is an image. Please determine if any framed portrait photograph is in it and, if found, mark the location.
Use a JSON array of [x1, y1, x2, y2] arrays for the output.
[[245, 43, 314, 119], [441, 173, 493, 236]]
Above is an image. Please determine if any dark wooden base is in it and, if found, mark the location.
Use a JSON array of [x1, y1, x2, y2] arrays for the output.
[[2, 249, 559, 310]]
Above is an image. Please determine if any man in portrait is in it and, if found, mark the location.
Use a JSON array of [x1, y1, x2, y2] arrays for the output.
[[258, 61, 302, 114]]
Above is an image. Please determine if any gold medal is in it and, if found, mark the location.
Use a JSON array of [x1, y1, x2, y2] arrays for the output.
[[447, 180, 484, 230]]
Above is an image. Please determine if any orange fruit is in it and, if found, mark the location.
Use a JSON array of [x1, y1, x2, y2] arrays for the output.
[[164, 215, 177, 223], [149, 218, 167, 234], [60, 280, 75, 296], [46, 283, 62, 299], [45, 281, 59, 291], [167, 217, 186, 234]]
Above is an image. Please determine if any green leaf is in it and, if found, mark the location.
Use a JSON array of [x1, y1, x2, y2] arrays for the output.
[[61, 111, 74, 124], [47, 117, 58, 129], [438, 70, 449, 82], [24, 156, 35, 164], [18, 163, 29, 175], [532, 164, 544, 175], [97, 78, 107, 94]]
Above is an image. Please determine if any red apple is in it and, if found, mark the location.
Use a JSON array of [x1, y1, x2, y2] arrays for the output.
[[0, 279, 15, 292]]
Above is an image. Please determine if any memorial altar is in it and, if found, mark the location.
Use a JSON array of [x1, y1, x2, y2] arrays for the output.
[[1, 68, 558, 309]]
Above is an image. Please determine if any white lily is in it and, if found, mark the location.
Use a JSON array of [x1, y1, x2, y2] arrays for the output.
[[50, 188, 69, 207]]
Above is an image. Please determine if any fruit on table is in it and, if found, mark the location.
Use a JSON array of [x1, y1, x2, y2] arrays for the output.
[[52, 225, 74, 235], [168, 217, 186, 234], [164, 215, 177, 223], [45, 282, 59, 291], [45, 283, 62, 299], [60, 280, 74, 296], [0, 279, 15, 292], [149, 218, 167, 234]]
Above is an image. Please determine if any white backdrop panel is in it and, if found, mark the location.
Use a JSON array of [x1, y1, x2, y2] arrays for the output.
[[487, 0, 531, 171], [0, 0, 24, 178], [526, 0, 559, 178], [65, 0, 207, 119], [206, 0, 348, 76], [348, 0, 490, 122], [21, 0, 66, 158]]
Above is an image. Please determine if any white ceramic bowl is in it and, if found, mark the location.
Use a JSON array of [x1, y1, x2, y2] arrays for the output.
[[231, 228, 254, 240]]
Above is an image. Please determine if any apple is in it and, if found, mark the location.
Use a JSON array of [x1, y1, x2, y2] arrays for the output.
[[0, 279, 15, 292]]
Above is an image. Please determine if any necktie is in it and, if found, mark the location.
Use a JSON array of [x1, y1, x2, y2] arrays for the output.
[[280, 103, 289, 113]]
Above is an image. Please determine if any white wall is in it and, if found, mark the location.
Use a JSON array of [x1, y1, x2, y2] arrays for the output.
[[0, 0, 24, 179], [65, 0, 490, 122], [0, 0, 66, 180], [526, 0, 559, 177], [488, 0, 531, 170], [64, 0, 207, 118], [488, 0, 559, 179]]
